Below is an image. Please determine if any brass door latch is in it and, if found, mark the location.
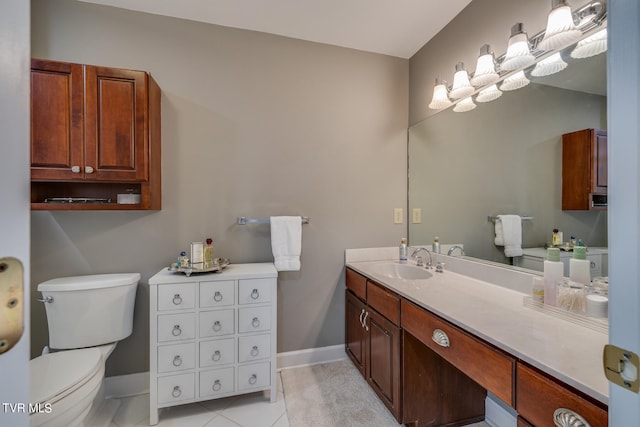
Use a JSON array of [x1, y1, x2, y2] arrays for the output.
[[603, 344, 639, 393], [0, 257, 24, 354]]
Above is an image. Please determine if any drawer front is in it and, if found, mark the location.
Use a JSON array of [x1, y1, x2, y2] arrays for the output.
[[238, 278, 273, 305], [516, 363, 607, 427], [401, 299, 515, 406], [157, 373, 195, 404], [238, 334, 271, 363], [157, 343, 196, 373], [158, 283, 196, 311], [200, 338, 235, 368], [200, 280, 235, 308], [346, 268, 366, 301], [238, 306, 271, 333], [237, 362, 271, 391], [199, 309, 235, 338], [199, 367, 235, 398], [157, 313, 196, 342], [367, 280, 400, 325]]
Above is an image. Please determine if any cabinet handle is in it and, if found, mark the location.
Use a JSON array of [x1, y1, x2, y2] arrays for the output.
[[362, 311, 369, 332], [171, 386, 182, 398], [172, 355, 182, 367], [252, 317, 261, 328], [172, 294, 182, 305], [214, 291, 223, 302], [212, 380, 222, 391], [251, 289, 260, 299], [212, 350, 221, 361], [248, 374, 257, 385], [432, 329, 450, 348], [213, 320, 222, 332], [359, 308, 366, 328], [553, 408, 590, 427], [71, 165, 80, 173], [171, 325, 182, 336], [85, 166, 94, 174], [250, 345, 259, 357]]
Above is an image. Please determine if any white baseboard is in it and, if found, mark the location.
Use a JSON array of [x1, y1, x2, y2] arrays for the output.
[[485, 393, 517, 427], [104, 345, 347, 399]]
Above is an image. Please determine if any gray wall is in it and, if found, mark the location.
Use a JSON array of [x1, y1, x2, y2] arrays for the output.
[[30, 0, 408, 376]]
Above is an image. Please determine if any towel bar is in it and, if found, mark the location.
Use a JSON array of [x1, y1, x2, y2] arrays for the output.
[[237, 216, 310, 225], [487, 215, 533, 223]]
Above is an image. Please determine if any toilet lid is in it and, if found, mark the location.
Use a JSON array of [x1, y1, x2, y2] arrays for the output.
[[30, 348, 102, 405]]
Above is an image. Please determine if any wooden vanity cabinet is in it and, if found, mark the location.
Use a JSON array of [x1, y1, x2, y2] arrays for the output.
[[30, 58, 161, 210], [562, 128, 607, 210], [345, 268, 402, 422]]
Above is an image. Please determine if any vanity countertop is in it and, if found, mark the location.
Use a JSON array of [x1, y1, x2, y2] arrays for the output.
[[346, 259, 609, 405], [521, 246, 608, 257]]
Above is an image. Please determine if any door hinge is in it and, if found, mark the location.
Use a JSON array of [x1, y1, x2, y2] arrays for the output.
[[603, 344, 640, 393]]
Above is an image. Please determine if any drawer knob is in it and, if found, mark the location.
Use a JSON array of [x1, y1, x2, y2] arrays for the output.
[[248, 374, 257, 385], [432, 329, 450, 348], [214, 291, 223, 302], [71, 165, 80, 173], [212, 350, 221, 361], [172, 355, 182, 367], [172, 294, 182, 305], [212, 380, 222, 391], [171, 325, 182, 336], [252, 317, 261, 328], [85, 166, 94, 174], [250, 345, 260, 357], [251, 289, 260, 300], [172, 386, 182, 398], [213, 320, 222, 332], [553, 408, 590, 427]]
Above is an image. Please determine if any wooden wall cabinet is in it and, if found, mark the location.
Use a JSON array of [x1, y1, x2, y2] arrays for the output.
[[345, 268, 402, 422], [30, 58, 161, 210], [562, 128, 607, 210]]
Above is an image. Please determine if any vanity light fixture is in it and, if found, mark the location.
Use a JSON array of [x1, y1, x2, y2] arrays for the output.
[[500, 23, 536, 72], [531, 52, 568, 77], [571, 28, 607, 58], [537, 0, 582, 51], [449, 62, 475, 99], [453, 96, 476, 113], [476, 84, 503, 103], [500, 70, 530, 91], [470, 44, 499, 87], [428, 77, 453, 110]]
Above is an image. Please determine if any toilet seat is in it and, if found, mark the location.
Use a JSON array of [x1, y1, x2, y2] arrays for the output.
[[30, 348, 102, 406]]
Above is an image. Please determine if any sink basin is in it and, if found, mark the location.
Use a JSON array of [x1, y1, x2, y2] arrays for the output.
[[370, 263, 432, 281]]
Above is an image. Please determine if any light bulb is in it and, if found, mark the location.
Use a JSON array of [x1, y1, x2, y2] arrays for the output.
[[449, 62, 474, 99], [501, 23, 536, 71], [471, 44, 499, 87], [428, 77, 452, 110], [538, 0, 582, 51]]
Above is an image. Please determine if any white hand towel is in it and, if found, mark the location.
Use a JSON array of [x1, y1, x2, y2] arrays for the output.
[[494, 220, 505, 246], [270, 216, 302, 271], [497, 215, 523, 257]]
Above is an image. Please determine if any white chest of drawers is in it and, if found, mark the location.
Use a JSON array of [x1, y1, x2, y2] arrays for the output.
[[148, 263, 278, 425]]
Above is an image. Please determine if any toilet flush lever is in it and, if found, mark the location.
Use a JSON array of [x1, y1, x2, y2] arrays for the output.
[[37, 296, 54, 303], [0, 258, 24, 355]]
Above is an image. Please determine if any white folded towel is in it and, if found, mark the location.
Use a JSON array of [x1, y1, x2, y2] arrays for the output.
[[494, 220, 505, 246], [496, 215, 523, 257], [270, 216, 302, 271]]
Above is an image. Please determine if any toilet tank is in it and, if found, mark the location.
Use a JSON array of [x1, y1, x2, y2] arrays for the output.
[[37, 273, 140, 350]]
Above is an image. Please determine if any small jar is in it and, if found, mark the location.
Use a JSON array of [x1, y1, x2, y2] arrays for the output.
[[556, 278, 586, 314]]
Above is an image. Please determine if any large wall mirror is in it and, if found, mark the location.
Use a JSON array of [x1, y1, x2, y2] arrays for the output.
[[408, 26, 607, 270]]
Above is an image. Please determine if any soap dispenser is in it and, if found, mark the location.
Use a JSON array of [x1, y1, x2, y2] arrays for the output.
[[543, 248, 563, 306], [399, 238, 408, 264], [433, 236, 441, 254], [570, 246, 590, 286]]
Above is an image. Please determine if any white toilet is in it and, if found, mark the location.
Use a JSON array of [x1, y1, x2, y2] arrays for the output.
[[30, 273, 140, 427]]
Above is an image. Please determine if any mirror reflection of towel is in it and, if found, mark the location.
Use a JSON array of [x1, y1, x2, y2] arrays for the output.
[[496, 215, 522, 257], [270, 216, 302, 271]]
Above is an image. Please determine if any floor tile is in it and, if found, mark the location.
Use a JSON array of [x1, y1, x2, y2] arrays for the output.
[[219, 392, 286, 427], [112, 394, 149, 427], [135, 401, 218, 427]]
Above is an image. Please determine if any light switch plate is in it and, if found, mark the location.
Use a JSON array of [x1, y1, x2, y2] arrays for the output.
[[393, 208, 403, 224], [412, 208, 422, 224]]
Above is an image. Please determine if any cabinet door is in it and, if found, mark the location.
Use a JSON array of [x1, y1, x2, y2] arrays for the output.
[[345, 290, 366, 376], [366, 307, 401, 421], [30, 59, 84, 180], [593, 130, 607, 193], [84, 65, 149, 181]]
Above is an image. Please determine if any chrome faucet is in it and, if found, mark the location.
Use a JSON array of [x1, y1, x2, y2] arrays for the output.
[[447, 245, 465, 256], [410, 247, 432, 269]]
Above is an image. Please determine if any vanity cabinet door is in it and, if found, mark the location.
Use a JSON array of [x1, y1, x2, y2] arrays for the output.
[[345, 289, 367, 376]]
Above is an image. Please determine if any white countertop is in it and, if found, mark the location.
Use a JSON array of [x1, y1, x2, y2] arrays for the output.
[[346, 259, 609, 405], [521, 247, 608, 258], [149, 262, 277, 284]]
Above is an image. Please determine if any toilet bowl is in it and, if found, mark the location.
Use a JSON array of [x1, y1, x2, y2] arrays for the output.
[[30, 273, 139, 427]]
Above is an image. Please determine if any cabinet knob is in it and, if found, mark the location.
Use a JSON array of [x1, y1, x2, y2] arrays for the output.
[[432, 329, 450, 348], [172, 355, 182, 367], [85, 166, 94, 174], [172, 294, 182, 305], [214, 291, 223, 302], [71, 165, 80, 173], [251, 289, 260, 299], [212, 350, 221, 361], [248, 374, 257, 385], [251, 317, 261, 328], [553, 408, 590, 427], [213, 320, 222, 332], [250, 345, 259, 357], [171, 325, 182, 336], [171, 386, 182, 398], [212, 380, 222, 391]]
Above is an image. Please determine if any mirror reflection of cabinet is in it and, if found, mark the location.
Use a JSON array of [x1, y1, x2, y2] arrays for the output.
[[562, 129, 607, 211]]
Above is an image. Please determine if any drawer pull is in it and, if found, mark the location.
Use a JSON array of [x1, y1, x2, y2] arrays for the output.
[[362, 311, 369, 332], [251, 289, 260, 300], [85, 166, 94, 174], [214, 291, 223, 302], [172, 294, 182, 305], [252, 317, 261, 328], [432, 329, 450, 348], [171, 325, 182, 336], [172, 355, 182, 367], [171, 386, 182, 398], [71, 165, 80, 173], [553, 408, 590, 427], [248, 374, 257, 385], [212, 350, 221, 361], [213, 320, 222, 332], [359, 308, 365, 328], [212, 380, 222, 391], [250, 345, 259, 357]]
